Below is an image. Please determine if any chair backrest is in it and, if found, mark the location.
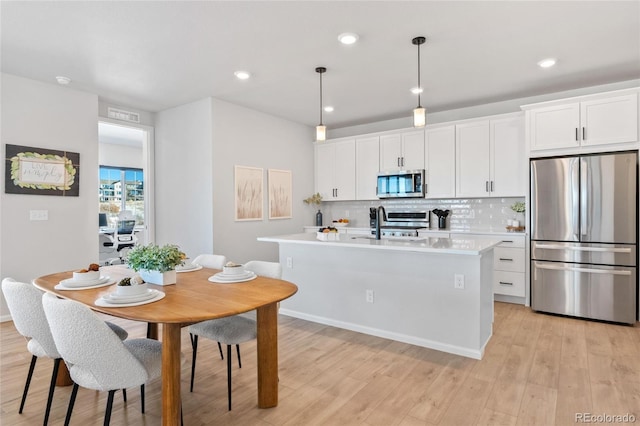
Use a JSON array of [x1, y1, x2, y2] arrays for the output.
[[42, 293, 149, 390], [243, 261, 282, 279], [192, 254, 227, 269], [117, 220, 136, 235], [1, 278, 60, 358]]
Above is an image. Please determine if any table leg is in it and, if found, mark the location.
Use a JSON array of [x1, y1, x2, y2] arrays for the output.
[[256, 302, 278, 408], [147, 322, 158, 339], [55, 361, 73, 386], [162, 323, 182, 426]]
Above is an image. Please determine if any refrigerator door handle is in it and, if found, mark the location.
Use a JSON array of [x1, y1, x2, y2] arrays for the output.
[[535, 263, 631, 276], [580, 158, 588, 237], [570, 159, 580, 239], [534, 244, 632, 253]]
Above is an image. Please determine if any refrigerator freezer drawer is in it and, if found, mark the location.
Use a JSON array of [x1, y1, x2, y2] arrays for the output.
[[531, 241, 637, 267], [531, 261, 637, 324]]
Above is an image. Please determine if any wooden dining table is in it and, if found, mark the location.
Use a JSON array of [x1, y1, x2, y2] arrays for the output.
[[33, 265, 298, 426]]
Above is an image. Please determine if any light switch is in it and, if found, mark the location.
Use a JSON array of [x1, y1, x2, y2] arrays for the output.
[[30, 210, 48, 221]]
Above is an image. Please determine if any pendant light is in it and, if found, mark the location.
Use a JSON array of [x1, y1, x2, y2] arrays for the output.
[[315, 67, 327, 141], [412, 36, 426, 127]]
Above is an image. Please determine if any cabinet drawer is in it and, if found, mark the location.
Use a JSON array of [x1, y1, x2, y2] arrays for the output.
[[494, 271, 525, 297], [494, 247, 525, 272], [497, 237, 525, 248]]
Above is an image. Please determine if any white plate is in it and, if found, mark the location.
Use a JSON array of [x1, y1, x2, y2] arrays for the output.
[[104, 289, 158, 304], [59, 276, 110, 288], [176, 263, 203, 273], [55, 278, 116, 291], [95, 291, 165, 308], [213, 271, 255, 280], [208, 271, 257, 284]]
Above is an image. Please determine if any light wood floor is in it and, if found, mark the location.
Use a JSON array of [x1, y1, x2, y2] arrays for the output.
[[1, 302, 639, 425]]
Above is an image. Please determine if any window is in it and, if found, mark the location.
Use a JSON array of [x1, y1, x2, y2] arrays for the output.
[[99, 166, 144, 227]]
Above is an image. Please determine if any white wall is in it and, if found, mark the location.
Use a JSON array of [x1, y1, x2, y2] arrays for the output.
[[154, 98, 214, 258], [211, 99, 314, 263], [98, 143, 143, 169], [1, 73, 99, 319]]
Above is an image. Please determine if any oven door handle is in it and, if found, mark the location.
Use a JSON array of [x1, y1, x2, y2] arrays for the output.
[[535, 263, 631, 276], [535, 244, 632, 254]]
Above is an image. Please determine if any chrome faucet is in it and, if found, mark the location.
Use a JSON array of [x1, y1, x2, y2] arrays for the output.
[[375, 205, 387, 240]]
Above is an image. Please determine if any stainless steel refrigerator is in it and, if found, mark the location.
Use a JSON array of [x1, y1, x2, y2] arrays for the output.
[[530, 151, 638, 324]]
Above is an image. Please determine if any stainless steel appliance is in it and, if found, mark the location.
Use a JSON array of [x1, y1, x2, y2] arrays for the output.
[[370, 210, 429, 237], [530, 151, 638, 324], [376, 169, 425, 199]]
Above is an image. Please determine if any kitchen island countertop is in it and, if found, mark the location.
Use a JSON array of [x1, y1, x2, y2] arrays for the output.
[[259, 232, 501, 255]]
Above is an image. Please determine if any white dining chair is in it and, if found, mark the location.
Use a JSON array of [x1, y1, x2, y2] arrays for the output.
[[42, 293, 162, 426], [188, 260, 281, 410], [1, 278, 128, 425], [191, 254, 227, 269]]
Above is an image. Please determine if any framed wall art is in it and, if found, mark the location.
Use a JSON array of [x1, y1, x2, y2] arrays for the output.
[[268, 169, 292, 220], [234, 165, 263, 221], [5, 144, 80, 196]]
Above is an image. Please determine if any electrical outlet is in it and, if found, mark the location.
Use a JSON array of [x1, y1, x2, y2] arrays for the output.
[[454, 274, 465, 289], [29, 210, 48, 221], [366, 289, 374, 303], [345, 210, 350, 218], [286, 257, 293, 268]]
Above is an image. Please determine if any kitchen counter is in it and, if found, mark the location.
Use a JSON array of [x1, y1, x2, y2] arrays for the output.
[[259, 233, 497, 359], [304, 225, 527, 238], [260, 232, 500, 255]]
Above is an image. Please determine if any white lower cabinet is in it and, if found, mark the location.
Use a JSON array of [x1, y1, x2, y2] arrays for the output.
[[492, 238, 525, 297]]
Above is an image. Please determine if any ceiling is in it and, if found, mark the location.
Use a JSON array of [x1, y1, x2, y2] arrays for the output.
[[2, 1, 639, 129]]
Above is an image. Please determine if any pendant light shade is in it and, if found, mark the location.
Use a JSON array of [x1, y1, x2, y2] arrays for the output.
[[315, 67, 327, 141], [412, 36, 426, 127]]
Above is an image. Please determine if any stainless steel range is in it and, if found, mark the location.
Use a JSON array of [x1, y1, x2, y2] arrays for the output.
[[369, 209, 429, 237]]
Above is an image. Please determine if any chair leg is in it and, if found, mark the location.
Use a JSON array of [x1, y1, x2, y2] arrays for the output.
[[19, 355, 37, 413], [140, 384, 145, 413], [122, 388, 127, 402], [104, 390, 116, 426], [64, 383, 79, 426], [190, 334, 198, 392], [236, 344, 242, 368], [227, 344, 232, 411], [218, 341, 224, 360], [43, 358, 61, 425]]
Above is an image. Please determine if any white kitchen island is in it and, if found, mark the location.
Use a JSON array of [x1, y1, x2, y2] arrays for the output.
[[258, 233, 501, 359]]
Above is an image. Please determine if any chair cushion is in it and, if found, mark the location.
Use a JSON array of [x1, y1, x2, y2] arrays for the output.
[[189, 316, 256, 345], [124, 339, 163, 381], [106, 322, 128, 341]]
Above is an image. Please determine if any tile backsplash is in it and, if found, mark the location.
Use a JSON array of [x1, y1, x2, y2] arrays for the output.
[[312, 197, 526, 232]]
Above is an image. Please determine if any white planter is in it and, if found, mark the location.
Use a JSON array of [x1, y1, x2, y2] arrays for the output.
[[139, 269, 177, 286]]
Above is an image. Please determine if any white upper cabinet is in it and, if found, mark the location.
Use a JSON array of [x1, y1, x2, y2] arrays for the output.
[[315, 139, 356, 201], [456, 113, 526, 198], [379, 130, 425, 171], [456, 121, 491, 197], [424, 125, 456, 199], [526, 90, 638, 153], [491, 115, 526, 197], [355, 136, 380, 200]]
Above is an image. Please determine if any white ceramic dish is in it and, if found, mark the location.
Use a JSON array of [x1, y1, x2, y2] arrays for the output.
[[176, 263, 197, 271], [105, 289, 157, 304], [73, 270, 101, 281], [332, 222, 348, 228], [55, 278, 116, 291], [59, 276, 111, 288], [208, 271, 257, 284], [95, 291, 165, 307], [176, 264, 203, 273], [223, 265, 245, 275], [115, 283, 148, 297], [317, 231, 339, 241]]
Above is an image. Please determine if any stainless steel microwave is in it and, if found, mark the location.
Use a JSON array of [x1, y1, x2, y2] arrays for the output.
[[376, 169, 425, 198]]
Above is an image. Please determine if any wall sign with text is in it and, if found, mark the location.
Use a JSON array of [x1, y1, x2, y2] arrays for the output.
[[5, 144, 80, 196]]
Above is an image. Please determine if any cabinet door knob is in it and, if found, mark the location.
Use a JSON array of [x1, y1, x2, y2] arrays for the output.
[[485, 181, 489, 192], [582, 127, 586, 140], [499, 281, 514, 286], [499, 258, 514, 261], [575, 128, 579, 141], [490, 181, 494, 192]]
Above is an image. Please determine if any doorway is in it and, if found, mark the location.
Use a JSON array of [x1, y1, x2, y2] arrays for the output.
[[98, 120, 155, 254]]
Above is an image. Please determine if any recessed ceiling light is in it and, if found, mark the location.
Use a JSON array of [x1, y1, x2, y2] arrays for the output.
[[537, 58, 557, 68], [324, 106, 334, 113], [234, 71, 251, 80], [411, 87, 423, 95], [55, 75, 71, 85], [338, 33, 359, 45]]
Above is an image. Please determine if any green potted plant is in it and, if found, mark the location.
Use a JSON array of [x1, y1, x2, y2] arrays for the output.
[[510, 201, 526, 228], [127, 243, 185, 285]]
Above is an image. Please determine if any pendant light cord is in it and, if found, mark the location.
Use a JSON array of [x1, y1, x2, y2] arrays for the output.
[[319, 71, 323, 125], [417, 42, 421, 108]]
